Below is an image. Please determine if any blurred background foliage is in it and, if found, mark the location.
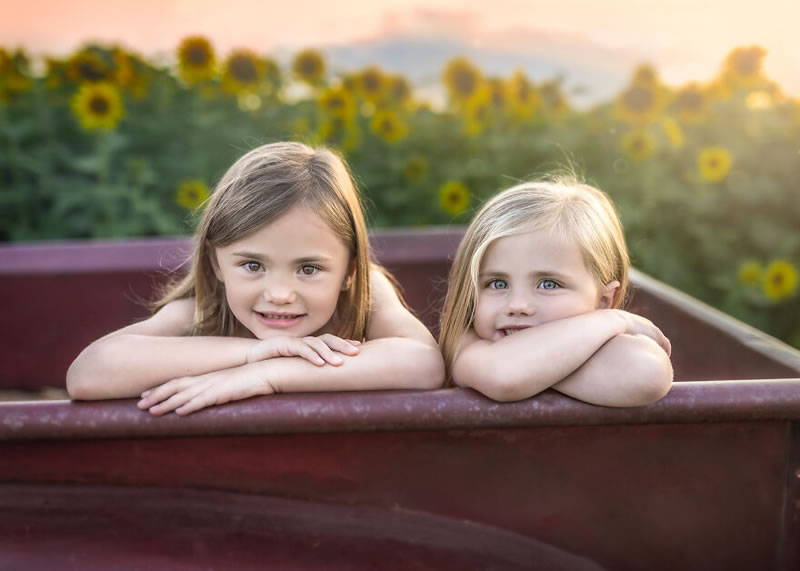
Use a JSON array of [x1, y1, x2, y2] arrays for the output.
[[0, 39, 798, 347]]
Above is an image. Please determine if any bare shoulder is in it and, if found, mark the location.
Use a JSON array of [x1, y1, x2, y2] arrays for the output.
[[366, 267, 435, 344], [113, 297, 196, 338]]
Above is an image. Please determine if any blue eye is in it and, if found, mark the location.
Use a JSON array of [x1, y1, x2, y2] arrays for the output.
[[487, 278, 508, 290], [539, 279, 560, 290]]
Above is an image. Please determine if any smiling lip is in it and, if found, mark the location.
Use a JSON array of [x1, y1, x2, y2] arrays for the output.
[[255, 311, 305, 329]]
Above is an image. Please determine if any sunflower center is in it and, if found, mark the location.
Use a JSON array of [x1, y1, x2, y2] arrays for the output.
[[230, 56, 257, 83], [363, 73, 380, 93], [678, 90, 704, 111], [708, 158, 719, 169], [380, 119, 394, 133], [187, 45, 211, 67], [734, 51, 760, 75], [89, 95, 111, 115], [300, 57, 320, 76], [328, 96, 344, 110], [772, 273, 784, 286], [454, 70, 477, 96], [447, 192, 461, 205], [622, 86, 654, 112]]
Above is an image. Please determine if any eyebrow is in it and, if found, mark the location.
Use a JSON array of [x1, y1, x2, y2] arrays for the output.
[[479, 269, 571, 281], [231, 251, 333, 264]]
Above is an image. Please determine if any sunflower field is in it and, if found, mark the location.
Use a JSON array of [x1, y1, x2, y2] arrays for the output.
[[0, 40, 798, 347]]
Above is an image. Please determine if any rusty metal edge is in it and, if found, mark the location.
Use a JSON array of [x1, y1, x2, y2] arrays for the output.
[[0, 227, 468, 274], [630, 268, 800, 373], [2, 381, 800, 441]]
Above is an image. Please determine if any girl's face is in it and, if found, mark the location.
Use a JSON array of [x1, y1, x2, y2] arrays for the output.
[[212, 204, 353, 339], [473, 229, 618, 342]]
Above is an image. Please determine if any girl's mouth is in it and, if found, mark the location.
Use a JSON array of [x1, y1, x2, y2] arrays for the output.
[[255, 312, 305, 328]]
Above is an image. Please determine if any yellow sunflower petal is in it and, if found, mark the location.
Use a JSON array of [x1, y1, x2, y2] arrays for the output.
[[71, 82, 125, 131], [697, 147, 732, 183]]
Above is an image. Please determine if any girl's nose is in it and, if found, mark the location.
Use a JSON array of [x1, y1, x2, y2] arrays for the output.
[[506, 290, 534, 315], [264, 276, 296, 304]]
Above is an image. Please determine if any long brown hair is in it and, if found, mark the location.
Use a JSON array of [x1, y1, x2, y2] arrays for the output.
[[156, 142, 372, 341]]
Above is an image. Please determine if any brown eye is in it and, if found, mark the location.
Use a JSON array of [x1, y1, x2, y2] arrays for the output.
[[300, 265, 318, 276], [244, 262, 262, 272]]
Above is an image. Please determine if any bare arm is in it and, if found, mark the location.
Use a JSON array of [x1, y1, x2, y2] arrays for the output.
[[452, 309, 671, 404], [66, 299, 258, 400], [138, 269, 445, 415]]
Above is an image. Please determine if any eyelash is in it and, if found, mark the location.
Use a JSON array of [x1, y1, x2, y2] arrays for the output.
[[486, 279, 508, 290], [485, 278, 562, 290], [240, 262, 322, 275]]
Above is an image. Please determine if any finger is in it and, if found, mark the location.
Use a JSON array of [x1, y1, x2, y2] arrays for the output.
[[281, 338, 326, 366], [303, 337, 344, 365], [146, 380, 208, 416], [319, 334, 360, 355], [138, 378, 189, 409]]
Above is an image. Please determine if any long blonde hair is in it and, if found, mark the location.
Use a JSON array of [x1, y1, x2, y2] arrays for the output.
[[156, 142, 372, 341], [438, 175, 630, 380]]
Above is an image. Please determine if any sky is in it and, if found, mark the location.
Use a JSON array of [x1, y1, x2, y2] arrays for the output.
[[3, 0, 799, 96]]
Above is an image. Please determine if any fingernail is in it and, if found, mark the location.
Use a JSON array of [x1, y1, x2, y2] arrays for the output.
[[141, 390, 150, 397]]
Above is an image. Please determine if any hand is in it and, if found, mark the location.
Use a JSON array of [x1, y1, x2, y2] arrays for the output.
[[246, 334, 360, 366], [615, 310, 672, 356], [137, 361, 273, 416]]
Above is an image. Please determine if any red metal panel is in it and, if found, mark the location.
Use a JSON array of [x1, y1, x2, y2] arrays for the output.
[[0, 421, 789, 571], [1, 485, 602, 571]]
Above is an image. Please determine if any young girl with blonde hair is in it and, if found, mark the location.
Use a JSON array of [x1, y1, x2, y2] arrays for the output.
[[439, 176, 673, 405], [68, 142, 444, 415]]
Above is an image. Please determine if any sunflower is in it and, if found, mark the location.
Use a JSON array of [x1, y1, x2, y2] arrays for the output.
[[762, 260, 798, 302], [358, 67, 388, 102], [0, 49, 32, 100], [175, 179, 210, 211], [370, 110, 407, 143], [45, 57, 69, 89], [697, 147, 732, 183], [443, 57, 483, 105], [737, 260, 763, 287], [222, 50, 262, 94], [722, 46, 767, 89], [318, 117, 361, 153], [262, 57, 282, 94], [177, 36, 216, 84], [439, 181, 470, 216], [486, 78, 507, 112], [293, 50, 326, 86], [631, 64, 661, 87], [620, 130, 656, 161], [71, 82, 125, 131], [660, 117, 685, 148], [616, 82, 665, 123], [67, 49, 113, 84], [673, 83, 707, 123], [388, 75, 412, 106], [318, 86, 356, 120], [539, 80, 569, 118], [465, 90, 492, 135], [506, 71, 539, 119], [403, 156, 428, 182]]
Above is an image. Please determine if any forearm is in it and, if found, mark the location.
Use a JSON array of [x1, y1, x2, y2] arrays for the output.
[[453, 310, 628, 401], [66, 334, 256, 400], [552, 334, 673, 406], [264, 337, 445, 393]]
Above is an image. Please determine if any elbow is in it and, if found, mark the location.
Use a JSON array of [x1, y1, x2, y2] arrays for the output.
[[627, 338, 674, 405], [408, 344, 447, 390], [454, 363, 536, 402], [66, 363, 94, 400]]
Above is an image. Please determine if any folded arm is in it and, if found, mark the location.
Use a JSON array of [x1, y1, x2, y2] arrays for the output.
[[452, 309, 672, 405], [138, 269, 446, 415]]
